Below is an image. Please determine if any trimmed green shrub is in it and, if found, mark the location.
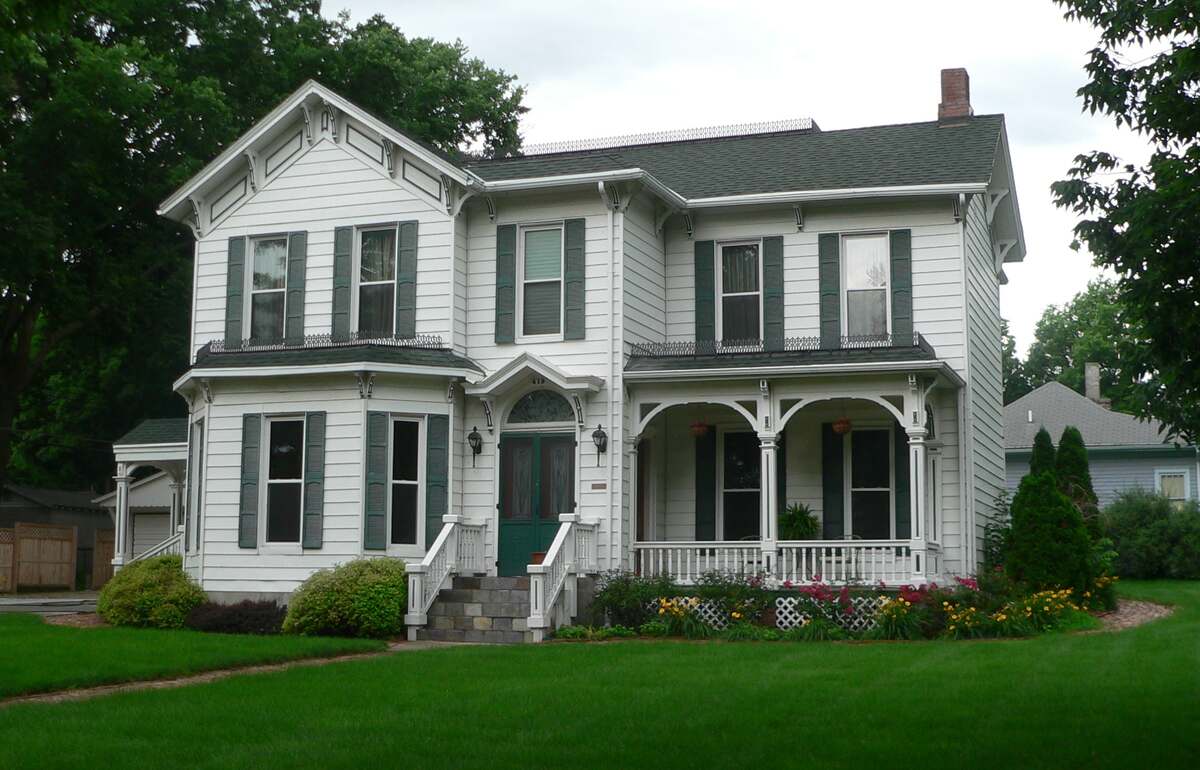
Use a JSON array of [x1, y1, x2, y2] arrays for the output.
[[1029, 427, 1056, 476], [590, 571, 675, 627], [1103, 489, 1200, 579], [282, 558, 407, 638], [185, 600, 286, 634], [97, 554, 205, 629], [1006, 472, 1093, 594], [782, 616, 846, 642], [637, 619, 670, 637], [1057, 426, 1100, 532]]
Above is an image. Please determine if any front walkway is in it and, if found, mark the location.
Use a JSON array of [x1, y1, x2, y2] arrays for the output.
[[0, 592, 98, 614]]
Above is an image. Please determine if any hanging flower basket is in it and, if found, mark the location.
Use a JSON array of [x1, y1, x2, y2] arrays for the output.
[[832, 417, 852, 435], [690, 422, 710, 438]]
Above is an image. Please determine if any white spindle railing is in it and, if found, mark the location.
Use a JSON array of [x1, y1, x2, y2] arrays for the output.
[[528, 514, 599, 642], [404, 515, 486, 640], [128, 531, 184, 563], [633, 539, 924, 587]]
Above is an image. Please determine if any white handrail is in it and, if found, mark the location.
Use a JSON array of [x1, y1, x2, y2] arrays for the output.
[[528, 514, 599, 642], [404, 515, 487, 640], [129, 531, 184, 562]]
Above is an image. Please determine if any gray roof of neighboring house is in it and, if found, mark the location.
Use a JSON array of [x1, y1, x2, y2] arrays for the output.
[[115, 418, 190, 447], [191, 343, 484, 374], [468, 115, 1004, 199], [2, 484, 103, 511], [1004, 381, 1178, 450]]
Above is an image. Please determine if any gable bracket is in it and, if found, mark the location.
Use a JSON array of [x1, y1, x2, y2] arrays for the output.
[[571, 395, 585, 428], [986, 188, 1009, 227], [951, 193, 964, 223], [654, 205, 675, 234], [300, 104, 314, 145], [480, 398, 495, 433], [793, 204, 804, 231], [449, 182, 477, 218], [243, 150, 259, 193], [382, 138, 397, 177], [484, 195, 497, 222], [993, 239, 1016, 272], [320, 99, 340, 143], [681, 211, 695, 239], [185, 196, 204, 239], [355, 370, 375, 399]]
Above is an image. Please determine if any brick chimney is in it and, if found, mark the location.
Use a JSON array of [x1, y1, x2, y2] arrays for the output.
[[1084, 362, 1111, 408], [938, 68, 973, 123]]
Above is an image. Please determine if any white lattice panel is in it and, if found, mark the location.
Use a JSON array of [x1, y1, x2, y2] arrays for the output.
[[647, 598, 730, 629], [775, 595, 887, 633]]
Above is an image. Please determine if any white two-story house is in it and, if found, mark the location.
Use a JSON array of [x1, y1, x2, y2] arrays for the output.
[[110, 68, 1024, 641]]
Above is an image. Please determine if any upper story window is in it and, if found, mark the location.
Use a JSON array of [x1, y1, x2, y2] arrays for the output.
[[717, 241, 761, 342], [249, 236, 288, 342], [518, 225, 564, 339], [357, 226, 397, 336], [265, 417, 305, 544], [842, 233, 890, 338]]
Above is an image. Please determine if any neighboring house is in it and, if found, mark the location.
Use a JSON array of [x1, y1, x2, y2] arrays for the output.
[[92, 470, 182, 559], [1005, 365, 1198, 507], [111, 67, 1024, 639], [0, 483, 111, 588]]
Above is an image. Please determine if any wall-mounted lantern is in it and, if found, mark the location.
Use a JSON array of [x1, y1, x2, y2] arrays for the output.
[[467, 426, 483, 466], [592, 424, 608, 466]]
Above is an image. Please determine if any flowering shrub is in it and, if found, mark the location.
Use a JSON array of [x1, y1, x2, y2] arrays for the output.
[[941, 601, 990, 639], [870, 596, 923, 640], [1003, 588, 1083, 632], [637, 620, 670, 637], [655, 597, 714, 638]]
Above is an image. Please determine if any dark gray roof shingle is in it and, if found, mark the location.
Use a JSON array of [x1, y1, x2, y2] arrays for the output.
[[115, 418, 190, 447], [191, 344, 484, 374], [469, 116, 1004, 199], [625, 343, 937, 373], [1003, 382, 1179, 450], [3, 484, 104, 511]]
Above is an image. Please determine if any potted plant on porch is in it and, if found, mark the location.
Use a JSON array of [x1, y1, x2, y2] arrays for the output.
[[779, 502, 820, 540]]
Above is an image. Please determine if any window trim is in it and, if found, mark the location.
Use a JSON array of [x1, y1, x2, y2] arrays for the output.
[[386, 415, 426, 555], [515, 222, 566, 343], [259, 415, 306, 551], [840, 232, 892, 339], [243, 234, 290, 343], [843, 422, 896, 540], [186, 416, 206, 555], [1154, 468, 1191, 503], [716, 428, 761, 541], [714, 239, 764, 345], [351, 223, 400, 337]]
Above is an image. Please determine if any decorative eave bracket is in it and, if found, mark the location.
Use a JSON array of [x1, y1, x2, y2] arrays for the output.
[[793, 204, 804, 231], [993, 239, 1016, 273], [681, 211, 695, 239], [300, 104, 314, 145], [483, 195, 497, 222], [355, 370, 375, 399], [320, 99, 340, 143], [185, 196, 204, 239], [382, 138, 397, 177], [243, 150, 259, 193], [986, 188, 1009, 227]]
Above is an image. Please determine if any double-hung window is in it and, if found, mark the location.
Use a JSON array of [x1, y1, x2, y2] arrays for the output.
[[1156, 469, 1190, 508], [358, 226, 397, 336], [390, 418, 422, 546], [519, 225, 564, 338], [249, 236, 289, 342], [717, 242, 761, 343], [265, 418, 305, 543], [842, 233, 890, 338]]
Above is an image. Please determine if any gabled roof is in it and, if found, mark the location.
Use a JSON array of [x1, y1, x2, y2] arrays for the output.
[[1004, 381, 1178, 450], [468, 116, 1005, 201], [115, 418, 190, 447], [3, 484, 103, 512]]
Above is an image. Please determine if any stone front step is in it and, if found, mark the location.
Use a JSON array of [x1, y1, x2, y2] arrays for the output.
[[414, 575, 535, 644]]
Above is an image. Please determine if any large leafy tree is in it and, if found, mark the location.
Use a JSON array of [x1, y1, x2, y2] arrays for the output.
[[1021, 279, 1144, 413], [1052, 0, 1200, 443], [1001, 319, 1032, 404], [0, 1, 525, 488]]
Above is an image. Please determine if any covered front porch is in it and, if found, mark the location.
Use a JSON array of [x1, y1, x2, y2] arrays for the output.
[[109, 418, 190, 570], [628, 368, 957, 587]]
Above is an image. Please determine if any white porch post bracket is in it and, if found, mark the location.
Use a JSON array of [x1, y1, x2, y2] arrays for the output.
[[112, 463, 131, 570], [758, 432, 779, 575], [906, 427, 928, 583]]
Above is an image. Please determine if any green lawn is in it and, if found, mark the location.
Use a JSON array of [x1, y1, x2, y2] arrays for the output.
[[0, 613, 383, 698], [2, 582, 1198, 769]]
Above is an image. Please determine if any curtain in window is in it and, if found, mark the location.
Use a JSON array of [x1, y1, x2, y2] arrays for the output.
[[844, 235, 889, 337], [721, 244, 760, 341], [523, 229, 562, 335]]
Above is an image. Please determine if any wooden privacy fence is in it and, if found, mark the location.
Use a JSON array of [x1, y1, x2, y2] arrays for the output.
[[0, 529, 13, 593], [92, 529, 115, 590], [12, 523, 77, 591]]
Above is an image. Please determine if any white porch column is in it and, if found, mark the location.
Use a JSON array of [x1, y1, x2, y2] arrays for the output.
[[168, 480, 184, 531], [906, 428, 928, 582], [112, 463, 131, 571], [758, 432, 779, 574], [627, 437, 639, 568]]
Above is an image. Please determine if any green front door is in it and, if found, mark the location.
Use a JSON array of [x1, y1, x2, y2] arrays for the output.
[[498, 433, 575, 576]]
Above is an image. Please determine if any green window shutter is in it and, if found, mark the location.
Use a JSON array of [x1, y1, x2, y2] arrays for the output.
[[225, 237, 246, 348], [332, 226, 353, 340], [818, 233, 841, 351], [563, 218, 587, 340], [694, 240, 715, 343], [395, 221, 418, 338], [776, 431, 787, 515], [820, 423, 844, 539], [894, 422, 911, 539], [889, 229, 913, 344], [238, 414, 261, 548], [763, 235, 785, 351], [695, 426, 716, 541], [495, 224, 516, 343], [285, 231, 307, 343], [364, 411, 388, 550], [302, 411, 326, 549], [425, 414, 449, 548]]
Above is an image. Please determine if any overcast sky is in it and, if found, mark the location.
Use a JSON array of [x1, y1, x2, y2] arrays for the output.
[[335, 0, 1150, 354]]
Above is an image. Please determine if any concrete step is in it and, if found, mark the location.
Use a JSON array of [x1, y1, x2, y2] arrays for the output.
[[415, 626, 533, 644], [453, 575, 530, 591]]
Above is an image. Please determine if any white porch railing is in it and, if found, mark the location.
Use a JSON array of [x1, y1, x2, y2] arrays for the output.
[[128, 530, 184, 563], [634, 539, 932, 587], [527, 514, 598, 642], [404, 515, 487, 640]]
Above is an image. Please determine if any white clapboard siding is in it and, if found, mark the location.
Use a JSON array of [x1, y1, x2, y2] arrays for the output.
[[192, 138, 453, 360], [622, 192, 666, 347], [963, 194, 1006, 562]]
